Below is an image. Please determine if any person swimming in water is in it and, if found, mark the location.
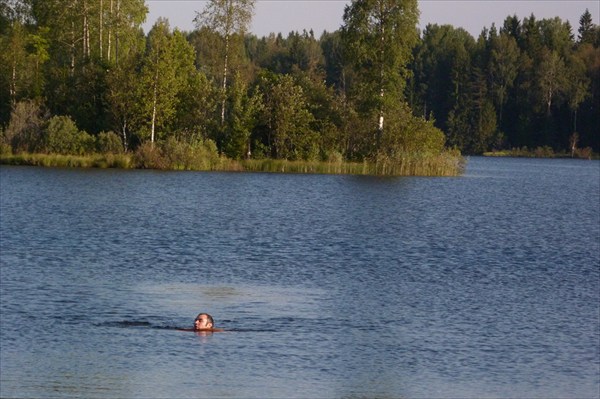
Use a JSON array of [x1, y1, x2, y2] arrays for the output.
[[192, 313, 224, 332], [176, 313, 225, 333]]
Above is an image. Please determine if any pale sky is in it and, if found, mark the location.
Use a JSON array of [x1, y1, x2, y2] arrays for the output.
[[144, 0, 599, 38]]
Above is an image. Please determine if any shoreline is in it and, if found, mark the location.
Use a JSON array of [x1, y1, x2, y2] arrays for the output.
[[0, 151, 465, 177], [483, 147, 597, 160]]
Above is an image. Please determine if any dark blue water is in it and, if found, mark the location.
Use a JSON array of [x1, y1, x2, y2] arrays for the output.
[[1, 157, 599, 398]]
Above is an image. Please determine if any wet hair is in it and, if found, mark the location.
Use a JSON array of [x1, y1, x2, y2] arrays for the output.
[[195, 313, 214, 327]]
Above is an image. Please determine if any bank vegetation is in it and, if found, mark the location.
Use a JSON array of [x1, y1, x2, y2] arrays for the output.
[[1, 1, 598, 175]]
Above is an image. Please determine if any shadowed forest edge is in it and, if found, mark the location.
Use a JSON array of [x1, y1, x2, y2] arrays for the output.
[[1, 1, 598, 176]]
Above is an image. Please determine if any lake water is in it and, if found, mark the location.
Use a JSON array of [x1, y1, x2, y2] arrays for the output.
[[1, 157, 599, 398]]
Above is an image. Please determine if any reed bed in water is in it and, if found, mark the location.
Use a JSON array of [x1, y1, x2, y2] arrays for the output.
[[240, 159, 370, 175], [1, 151, 464, 176], [241, 154, 464, 176], [1, 152, 132, 169], [370, 151, 466, 177]]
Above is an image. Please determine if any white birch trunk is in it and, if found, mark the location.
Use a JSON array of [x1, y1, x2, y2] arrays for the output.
[[221, 33, 229, 125], [83, 0, 90, 59], [70, 22, 76, 76], [378, 18, 385, 148], [10, 58, 16, 104], [122, 118, 128, 151], [107, 0, 113, 61], [100, 0, 103, 60], [151, 80, 157, 143], [379, 85, 384, 132], [115, 0, 121, 65]]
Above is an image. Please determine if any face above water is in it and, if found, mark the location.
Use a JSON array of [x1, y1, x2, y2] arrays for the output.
[[194, 314, 212, 330]]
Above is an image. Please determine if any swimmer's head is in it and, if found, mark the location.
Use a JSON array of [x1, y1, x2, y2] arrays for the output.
[[194, 313, 214, 330]]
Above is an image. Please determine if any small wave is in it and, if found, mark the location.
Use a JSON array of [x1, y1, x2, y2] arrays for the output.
[[96, 321, 277, 333], [96, 321, 153, 328]]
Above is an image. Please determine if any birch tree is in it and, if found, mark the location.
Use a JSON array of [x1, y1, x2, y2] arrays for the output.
[[341, 0, 419, 151], [194, 0, 255, 125], [537, 49, 567, 115], [104, 0, 147, 64], [221, 72, 261, 159], [140, 19, 178, 143], [258, 73, 316, 160], [140, 20, 198, 144], [106, 52, 140, 150], [0, 19, 48, 109], [1, 20, 27, 106], [488, 32, 519, 125]]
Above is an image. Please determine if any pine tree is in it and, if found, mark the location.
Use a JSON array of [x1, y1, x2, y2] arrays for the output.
[[578, 9, 594, 44]]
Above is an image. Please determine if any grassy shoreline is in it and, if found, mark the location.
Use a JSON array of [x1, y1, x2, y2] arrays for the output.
[[0, 151, 465, 177], [483, 146, 597, 160]]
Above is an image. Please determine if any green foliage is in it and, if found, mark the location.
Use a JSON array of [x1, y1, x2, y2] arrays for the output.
[[256, 73, 317, 160], [140, 19, 180, 143], [173, 59, 217, 143], [410, 11, 599, 154], [0, 21, 50, 122], [1, 0, 597, 166], [133, 137, 221, 170], [381, 103, 446, 155], [195, 0, 256, 126], [578, 9, 596, 44], [97, 131, 124, 153], [341, 0, 420, 147], [222, 73, 261, 159], [105, 54, 142, 150], [411, 24, 476, 135], [45, 115, 94, 155], [24, 0, 144, 133], [0, 126, 10, 155], [3, 99, 48, 152], [195, 0, 255, 36], [161, 136, 221, 170], [488, 32, 519, 121], [320, 30, 346, 90]]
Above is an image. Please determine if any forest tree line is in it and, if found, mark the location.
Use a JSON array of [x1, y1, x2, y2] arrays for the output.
[[0, 0, 598, 167]]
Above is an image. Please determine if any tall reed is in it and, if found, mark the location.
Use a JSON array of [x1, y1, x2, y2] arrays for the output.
[[1, 150, 464, 176], [0, 153, 133, 169]]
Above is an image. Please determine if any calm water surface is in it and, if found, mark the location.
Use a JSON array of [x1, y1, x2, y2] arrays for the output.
[[1, 157, 599, 398]]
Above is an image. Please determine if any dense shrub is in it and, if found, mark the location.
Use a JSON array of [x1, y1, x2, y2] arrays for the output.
[[574, 147, 593, 159], [0, 127, 10, 155], [534, 146, 555, 158], [97, 131, 124, 154], [0, 142, 11, 156], [45, 115, 94, 155], [3, 100, 48, 153], [132, 138, 222, 170], [381, 103, 446, 157], [133, 142, 167, 169], [325, 150, 343, 163], [161, 136, 221, 170]]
